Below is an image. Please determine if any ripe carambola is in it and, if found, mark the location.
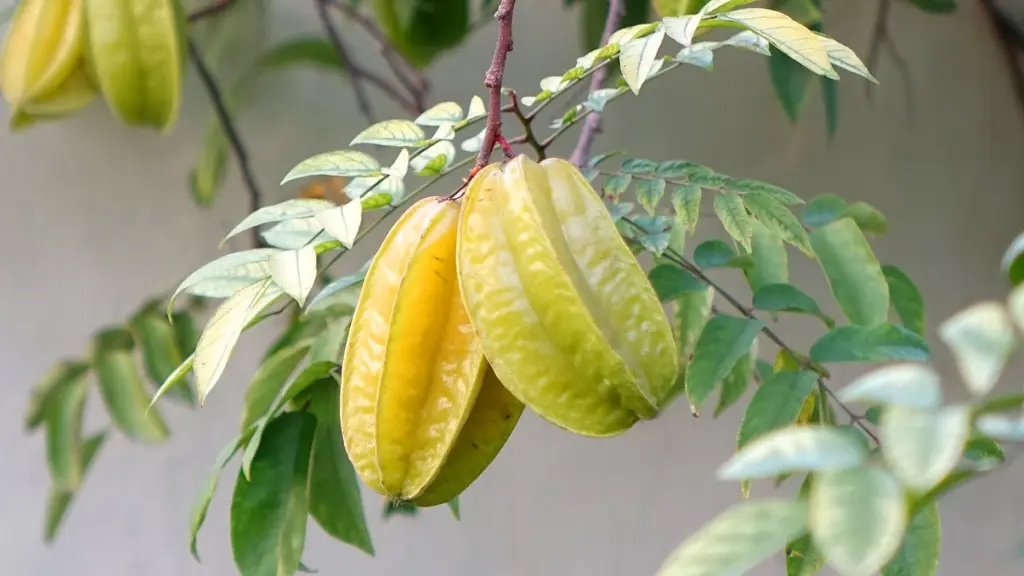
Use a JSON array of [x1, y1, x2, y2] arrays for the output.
[[340, 196, 524, 506], [457, 155, 678, 437]]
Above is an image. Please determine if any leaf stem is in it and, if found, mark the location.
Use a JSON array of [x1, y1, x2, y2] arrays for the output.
[[568, 0, 624, 167], [475, 0, 518, 169], [507, 90, 544, 159]]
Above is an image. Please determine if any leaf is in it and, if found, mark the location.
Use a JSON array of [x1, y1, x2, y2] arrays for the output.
[[786, 532, 826, 576], [130, 309, 194, 404], [693, 239, 750, 269], [961, 436, 1005, 471], [621, 157, 658, 173], [742, 219, 788, 293], [636, 177, 666, 214], [92, 329, 169, 442], [258, 38, 343, 71], [821, 76, 838, 139], [411, 140, 455, 175], [382, 499, 419, 518], [671, 184, 702, 233], [810, 217, 889, 326], [737, 370, 817, 450], [814, 32, 877, 83], [657, 160, 708, 178], [717, 8, 838, 79], [769, 49, 812, 122], [44, 432, 107, 544], [268, 246, 318, 307], [304, 379, 374, 555], [169, 249, 279, 313], [223, 199, 335, 244], [743, 191, 812, 257], [665, 288, 715, 405], [728, 179, 804, 205], [447, 497, 461, 520], [674, 44, 714, 70], [662, 15, 703, 47], [1002, 231, 1024, 287], [602, 174, 632, 201], [189, 115, 229, 207], [317, 201, 363, 249], [230, 412, 315, 576], [685, 315, 764, 411], [195, 279, 282, 406], [239, 344, 311, 433], [45, 372, 88, 490], [25, 361, 89, 432], [882, 264, 925, 336], [351, 119, 425, 147], [881, 501, 940, 576], [801, 193, 847, 228], [307, 261, 370, 312], [648, 264, 705, 301], [837, 363, 942, 409], [310, 317, 352, 364], [975, 415, 1024, 441], [619, 28, 666, 94], [938, 301, 1015, 397], [713, 191, 754, 251], [881, 404, 971, 492], [809, 466, 907, 576], [845, 201, 888, 235], [811, 324, 930, 364], [718, 426, 867, 480], [753, 283, 830, 326], [190, 434, 245, 561], [909, 0, 956, 13], [714, 339, 756, 417], [281, 150, 382, 184], [656, 499, 809, 576], [414, 101, 464, 126]]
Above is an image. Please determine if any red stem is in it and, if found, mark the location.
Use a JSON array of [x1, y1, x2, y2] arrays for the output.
[[568, 0, 624, 168], [474, 0, 518, 169]]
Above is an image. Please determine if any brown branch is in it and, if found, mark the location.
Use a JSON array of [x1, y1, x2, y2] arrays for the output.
[[187, 38, 264, 248], [568, 0, 624, 168], [187, 0, 237, 22], [980, 0, 1024, 121], [326, 0, 429, 113], [475, 0, 518, 169]]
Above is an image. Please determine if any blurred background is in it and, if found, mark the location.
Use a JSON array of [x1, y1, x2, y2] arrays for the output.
[[3, 0, 1024, 574]]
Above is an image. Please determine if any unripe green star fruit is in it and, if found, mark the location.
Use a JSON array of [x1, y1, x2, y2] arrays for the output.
[[457, 156, 678, 437]]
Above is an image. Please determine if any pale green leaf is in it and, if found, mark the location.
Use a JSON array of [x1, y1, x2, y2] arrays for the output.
[[713, 191, 754, 251], [195, 279, 282, 406], [149, 353, 195, 409], [92, 329, 169, 442], [460, 127, 486, 153], [674, 44, 714, 70], [837, 363, 942, 409], [191, 434, 245, 561], [742, 219, 788, 293], [975, 415, 1024, 441], [344, 172, 404, 201], [718, 426, 867, 480], [881, 501, 940, 576], [686, 315, 764, 411], [223, 199, 334, 245], [261, 218, 332, 250], [664, 288, 715, 405], [719, 29, 770, 55], [737, 371, 817, 451], [230, 412, 315, 576], [382, 148, 409, 180], [1009, 283, 1024, 333], [583, 88, 619, 112], [464, 95, 486, 121], [619, 28, 666, 94], [315, 201, 363, 249], [671, 184, 701, 233], [786, 532, 826, 576], [307, 261, 370, 312], [239, 344, 311, 433], [801, 193, 847, 228], [662, 15, 701, 47], [656, 499, 809, 576], [743, 192, 811, 256], [845, 201, 888, 235], [882, 264, 925, 336], [281, 150, 381, 185], [701, 0, 760, 14], [411, 141, 455, 175], [636, 178, 667, 214], [810, 466, 907, 576], [351, 119, 425, 147], [269, 246, 317, 307], [938, 301, 1015, 397], [881, 404, 971, 492], [414, 101, 464, 126], [169, 249, 279, 313], [728, 178, 804, 205], [717, 8, 838, 79], [814, 32, 877, 83], [810, 324, 930, 364], [810, 217, 889, 326]]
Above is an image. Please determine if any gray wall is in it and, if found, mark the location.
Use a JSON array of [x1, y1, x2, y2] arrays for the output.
[[3, 1, 1023, 574]]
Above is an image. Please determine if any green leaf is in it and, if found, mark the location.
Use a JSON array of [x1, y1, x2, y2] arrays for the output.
[[259, 37, 343, 71], [737, 370, 816, 450], [281, 150, 382, 184], [223, 199, 335, 245], [1001, 231, 1024, 286], [908, 0, 955, 14], [718, 426, 867, 480], [786, 532, 826, 576], [685, 315, 765, 411], [648, 264, 705, 301], [713, 191, 754, 251], [693, 239, 752, 269], [195, 279, 283, 405], [801, 193, 847, 228], [714, 339, 756, 417], [414, 101, 464, 126], [130, 308, 194, 405], [882, 264, 925, 336], [189, 115, 229, 207], [621, 158, 658, 173], [882, 501, 940, 576], [44, 372, 88, 491], [307, 261, 369, 312], [880, 404, 971, 492], [938, 301, 1015, 397], [304, 379, 374, 555], [239, 344, 312, 433], [602, 174, 632, 201], [665, 288, 715, 405], [809, 217, 889, 326], [837, 363, 942, 409], [961, 436, 1005, 470], [821, 76, 838, 139], [742, 192, 812, 257], [26, 361, 89, 432], [169, 248, 279, 312], [753, 283, 831, 326], [671, 184, 702, 233], [150, 353, 195, 409], [310, 317, 352, 364], [636, 177, 666, 214], [383, 499, 419, 518], [845, 201, 888, 235], [657, 160, 710, 179], [717, 8, 838, 79], [44, 431, 107, 544], [92, 328, 169, 442], [769, 49, 812, 122], [728, 179, 804, 205], [191, 434, 246, 561], [351, 119, 425, 147], [811, 324, 931, 364], [447, 497, 460, 520], [742, 219, 788, 293], [619, 28, 666, 94], [231, 412, 315, 576], [656, 499, 809, 576]]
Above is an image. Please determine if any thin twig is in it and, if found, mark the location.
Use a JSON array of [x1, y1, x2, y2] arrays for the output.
[[187, 0, 237, 22], [187, 38, 264, 248], [315, 0, 379, 122], [569, 0, 624, 167], [507, 90, 545, 159], [475, 0, 518, 169], [980, 0, 1024, 121], [326, 0, 430, 113]]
